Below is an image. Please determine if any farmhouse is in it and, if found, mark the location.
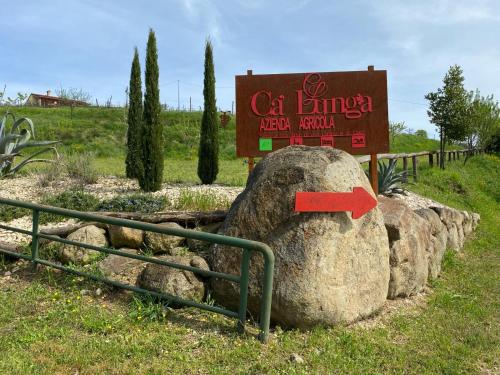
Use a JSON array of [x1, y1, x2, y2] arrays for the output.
[[25, 90, 89, 107]]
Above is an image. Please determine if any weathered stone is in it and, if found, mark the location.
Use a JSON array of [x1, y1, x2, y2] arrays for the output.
[[431, 206, 469, 251], [98, 248, 146, 281], [210, 146, 390, 328], [379, 197, 430, 298], [108, 225, 144, 249], [59, 225, 108, 265], [414, 208, 447, 279], [186, 222, 222, 253], [472, 213, 480, 230], [144, 222, 185, 254], [136, 255, 209, 304]]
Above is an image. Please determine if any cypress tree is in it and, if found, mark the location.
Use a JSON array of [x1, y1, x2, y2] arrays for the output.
[[125, 47, 144, 179], [197, 39, 219, 184], [139, 29, 163, 192]]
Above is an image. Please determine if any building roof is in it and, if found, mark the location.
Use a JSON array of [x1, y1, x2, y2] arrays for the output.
[[27, 93, 88, 106]]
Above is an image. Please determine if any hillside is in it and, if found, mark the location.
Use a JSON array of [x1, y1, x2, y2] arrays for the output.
[[3, 106, 236, 160], [4, 106, 445, 160]]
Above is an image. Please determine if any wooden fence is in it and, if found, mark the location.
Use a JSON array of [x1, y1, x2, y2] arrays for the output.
[[357, 148, 483, 183]]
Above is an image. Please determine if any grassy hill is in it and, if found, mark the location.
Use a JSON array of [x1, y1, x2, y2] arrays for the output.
[[5, 106, 446, 159], [2, 106, 463, 185], [4, 106, 237, 160]]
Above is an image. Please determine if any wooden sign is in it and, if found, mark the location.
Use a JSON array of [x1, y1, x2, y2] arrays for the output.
[[235, 67, 389, 157]]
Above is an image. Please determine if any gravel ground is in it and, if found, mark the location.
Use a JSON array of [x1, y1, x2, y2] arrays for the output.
[[0, 174, 243, 244]]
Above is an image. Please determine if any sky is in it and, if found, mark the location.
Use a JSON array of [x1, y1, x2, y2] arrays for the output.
[[1, 0, 499, 137]]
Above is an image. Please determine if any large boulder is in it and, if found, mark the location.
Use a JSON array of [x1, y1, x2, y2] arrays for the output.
[[379, 197, 430, 299], [144, 222, 186, 254], [137, 255, 209, 304], [414, 208, 447, 279], [59, 225, 108, 265], [210, 146, 390, 328], [108, 225, 144, 249]]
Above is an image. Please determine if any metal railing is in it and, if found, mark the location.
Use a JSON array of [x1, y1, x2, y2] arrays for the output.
[[0, 197, 275, 343]]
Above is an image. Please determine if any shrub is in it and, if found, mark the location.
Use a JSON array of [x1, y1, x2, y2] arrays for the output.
[[0, 205, 30, 222], [36, 159, 65, 187], [97, 193, 167, 213], [65, 152, 99, 185], [40, 189, 100, 223]]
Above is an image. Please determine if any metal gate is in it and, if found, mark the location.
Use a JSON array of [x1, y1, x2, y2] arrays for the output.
[[0, 197, 274, 342]]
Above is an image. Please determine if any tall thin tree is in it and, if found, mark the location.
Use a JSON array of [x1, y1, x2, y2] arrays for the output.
[[139, 29, 163, 192], [125, 48, 144, 179], [197, 39, 219, 184]]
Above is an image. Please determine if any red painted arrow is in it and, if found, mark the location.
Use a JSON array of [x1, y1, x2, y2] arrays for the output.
[[294, 187, 377, 219]]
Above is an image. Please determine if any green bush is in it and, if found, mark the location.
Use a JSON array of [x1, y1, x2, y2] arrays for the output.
[[65, 152, 99, 185], [40, 189, 100, 223], [97, 193, 167, 213], [0, 205, 30, 222]]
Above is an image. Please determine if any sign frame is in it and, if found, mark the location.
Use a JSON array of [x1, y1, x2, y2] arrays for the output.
[[235, 66, 389, 158]]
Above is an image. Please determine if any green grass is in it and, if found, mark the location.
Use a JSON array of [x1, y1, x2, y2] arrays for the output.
[[4, 106, 463, 188], [0, 154, 498, 374], [3, 106, 236, 159], [174, 189, 232, 211]]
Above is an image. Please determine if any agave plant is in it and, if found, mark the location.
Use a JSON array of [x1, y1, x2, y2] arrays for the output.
[[366, 159, 406, 195], [0, 111, 60, 178]]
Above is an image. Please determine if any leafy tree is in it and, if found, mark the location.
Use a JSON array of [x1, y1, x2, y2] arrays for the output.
[[414, 129, 428, 138], [197, 39, 219, 184], [125, 47, 144, 179], [466, 90, 500, 151], [389, 121, 406, 144], [425, 65, 469, 169], [139, 29, 163, 192]]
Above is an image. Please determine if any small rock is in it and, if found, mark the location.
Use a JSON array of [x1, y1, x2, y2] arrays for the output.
[[290, 353, 304, 364], [108, 225, 144, 249], [144, 222, 186, 255], [136, 255, 209, 305], [95, 288, 103, 296], [4, 271, 11, 277], [59, 225, 108, 265], [80, 289, 90, 296]]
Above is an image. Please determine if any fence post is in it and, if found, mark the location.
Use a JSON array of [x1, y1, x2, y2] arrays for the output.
[[436, 152, 440, 167], [448, 151, 451, 162], [412, 156, 418, 182], [429, 152, 434, 167], [370, 153, 378, 195], [248, 157, 255, 174], [457, 151, 460, 160], [237, 250, 251, 333], [31, 210, 40, 271], [402, 157, 408, 183]]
